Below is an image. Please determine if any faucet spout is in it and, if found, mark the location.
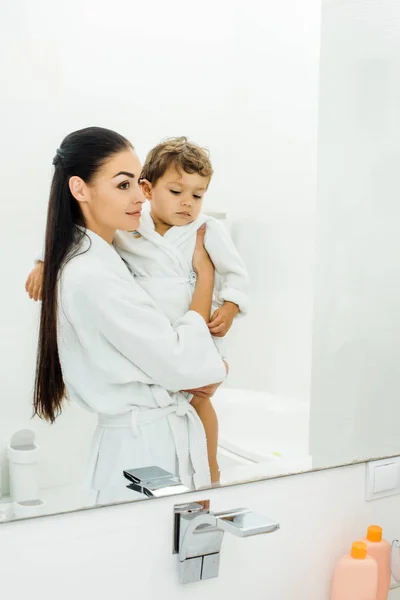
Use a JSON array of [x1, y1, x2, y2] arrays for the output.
[[123, 466, 189, 497]]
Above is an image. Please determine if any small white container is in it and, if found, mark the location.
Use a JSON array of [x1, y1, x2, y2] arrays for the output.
[[12, 499, 45, 519], [7, 429, 39, 503]]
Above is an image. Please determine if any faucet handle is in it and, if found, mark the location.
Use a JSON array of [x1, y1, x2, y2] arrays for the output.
[[174, 501, 280, 584], [123, 466, 189, 497], [213, 508, 280, 537]]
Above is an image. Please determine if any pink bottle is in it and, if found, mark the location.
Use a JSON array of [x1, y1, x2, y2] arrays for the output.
[[361, 526, 391, 600], [331, 541, 378, 600]]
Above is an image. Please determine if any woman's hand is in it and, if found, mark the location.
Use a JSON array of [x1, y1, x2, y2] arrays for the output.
[[25, 262, 44, 301], [192, 224, 214, 278]]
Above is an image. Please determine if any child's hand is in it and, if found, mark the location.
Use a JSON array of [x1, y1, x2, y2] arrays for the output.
[[208, 302, 239, 337], [192, 225, 214, 277], [25, 262, 44, 301]]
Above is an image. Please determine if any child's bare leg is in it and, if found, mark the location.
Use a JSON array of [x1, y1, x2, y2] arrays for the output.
[[191, 396, 220, 483]]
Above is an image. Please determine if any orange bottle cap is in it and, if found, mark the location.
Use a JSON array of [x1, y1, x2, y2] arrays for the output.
[[351, 541, 368, 559], [367, 525, 383, 542]]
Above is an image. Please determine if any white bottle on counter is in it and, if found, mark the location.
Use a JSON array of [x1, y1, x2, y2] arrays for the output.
[[7, 429, 39, 503]]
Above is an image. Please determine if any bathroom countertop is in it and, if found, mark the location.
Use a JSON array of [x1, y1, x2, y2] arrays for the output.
[[0, 484, 90, 521]]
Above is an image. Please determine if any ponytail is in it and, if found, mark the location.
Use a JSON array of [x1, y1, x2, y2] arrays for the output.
[[33, 127, 132, 422]]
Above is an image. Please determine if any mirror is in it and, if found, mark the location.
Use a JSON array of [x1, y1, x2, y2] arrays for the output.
[[1, 0, 399, 522]]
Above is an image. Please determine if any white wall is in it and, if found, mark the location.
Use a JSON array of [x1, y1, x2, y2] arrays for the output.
[[1, 462, 400, 599], [223, 1, 320, 399], [0, 0, 320, 494], [310, 0, 400, 466]]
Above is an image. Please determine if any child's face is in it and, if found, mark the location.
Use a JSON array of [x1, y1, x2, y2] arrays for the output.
[[141, 167, 209, 227]]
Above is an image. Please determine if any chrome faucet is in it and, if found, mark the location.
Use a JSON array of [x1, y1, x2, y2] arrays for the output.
[[174, 501, 280, 584], [123, 466, 189, 498], [122, 468, 280, 584]]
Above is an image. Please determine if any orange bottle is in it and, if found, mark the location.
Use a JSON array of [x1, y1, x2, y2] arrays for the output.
[[361, 526, 391, 600], [331, 542, 378, 600]]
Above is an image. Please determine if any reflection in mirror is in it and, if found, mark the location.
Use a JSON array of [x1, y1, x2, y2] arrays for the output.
[[1, 0, 400, 523], [123, 467, 189, 498]]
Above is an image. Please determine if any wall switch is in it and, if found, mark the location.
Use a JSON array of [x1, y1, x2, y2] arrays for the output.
[[366, 457, 400, 501]]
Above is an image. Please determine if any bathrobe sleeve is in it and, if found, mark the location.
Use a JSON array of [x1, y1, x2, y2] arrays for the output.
[[34, 248, 44, 264], [204, 219, 250, 315], [62, 262, 227, 392]]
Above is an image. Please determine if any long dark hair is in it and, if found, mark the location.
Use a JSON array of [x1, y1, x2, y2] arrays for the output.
[[34, 126, 132, 422]]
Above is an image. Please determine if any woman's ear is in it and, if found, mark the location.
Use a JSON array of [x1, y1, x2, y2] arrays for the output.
[[69, 176, 88, 204], [140, 179, 153, 201]]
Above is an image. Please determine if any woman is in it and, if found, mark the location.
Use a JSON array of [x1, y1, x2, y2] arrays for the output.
[[33, 126, 227, 505]]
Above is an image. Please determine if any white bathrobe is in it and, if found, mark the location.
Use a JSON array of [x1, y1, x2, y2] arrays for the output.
[[57, 229, 227, 505], [113, 210, 249, 335]]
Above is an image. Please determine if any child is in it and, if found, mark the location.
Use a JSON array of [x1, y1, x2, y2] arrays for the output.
[[26, 137, 249, 484]]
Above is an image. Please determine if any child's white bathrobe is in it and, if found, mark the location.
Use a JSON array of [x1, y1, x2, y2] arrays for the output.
[[113, 211, 249, 330], [57, 229, 227, 505]]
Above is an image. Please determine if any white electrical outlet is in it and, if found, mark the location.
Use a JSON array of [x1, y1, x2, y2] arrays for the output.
[[366, 457, 400, 501]]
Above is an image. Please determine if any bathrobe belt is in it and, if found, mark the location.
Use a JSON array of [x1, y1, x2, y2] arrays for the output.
[[96, 389, 210, 489]]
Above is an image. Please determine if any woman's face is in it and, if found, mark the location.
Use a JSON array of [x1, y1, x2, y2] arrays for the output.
[[70, 148, 145, 243]]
